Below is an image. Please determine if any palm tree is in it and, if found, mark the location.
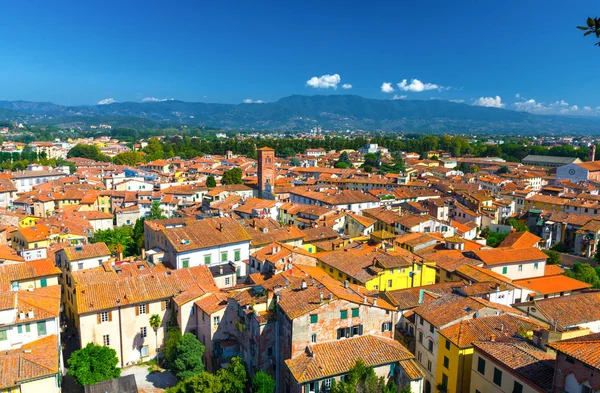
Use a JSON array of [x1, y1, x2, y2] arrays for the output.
[[149, 314, 162, 363]]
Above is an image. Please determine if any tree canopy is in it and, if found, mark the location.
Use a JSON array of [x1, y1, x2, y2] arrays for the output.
[[565, 262, 600, 288], [67, 343, 121, 386], [221, 167, 243, 185], [252, 371, 275, 393], [170, 333, 206, 381], [578, 17, 600, 46], [216, 356, 247, 393], [92, 227, 134, 257], [67, 143, 111, 162], [330, 359, 396, 393], [206, 175, 217, 188]]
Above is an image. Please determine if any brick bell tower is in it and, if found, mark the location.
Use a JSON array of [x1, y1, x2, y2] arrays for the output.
[[257, 147, 275, 198]]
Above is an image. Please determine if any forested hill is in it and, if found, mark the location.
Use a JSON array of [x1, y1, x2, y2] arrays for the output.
[[1, 95, 600, 133]]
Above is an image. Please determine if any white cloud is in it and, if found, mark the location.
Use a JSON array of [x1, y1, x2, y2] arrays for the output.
[[97, 98, 116, 105], [514, 99, 544, 112], [142, 97, 173, 102], [515, 93, 521, 99], [381, 82, 394, 93], [392, 95, 407, 100], [473, 96, 504, 108], [306, 74, 341, 89], [243, 99, 264, 104], [341, 83, 352, 89], [397, 78, 441, 92], [513, 98, 598, 116], [449, 99, 465, 103]]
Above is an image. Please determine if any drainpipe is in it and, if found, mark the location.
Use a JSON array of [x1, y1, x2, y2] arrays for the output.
[[118, 303, 124, 368]]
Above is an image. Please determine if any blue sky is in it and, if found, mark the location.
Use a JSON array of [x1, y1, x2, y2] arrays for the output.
[[1, 0, 599, 115]]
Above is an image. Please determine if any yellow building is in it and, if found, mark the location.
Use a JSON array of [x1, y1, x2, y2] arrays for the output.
[[11, 224, 53, 251], [524, 194, 566, 213], [98, 192, 112, 213], [318, 248, 436, 291], [19, 215, 40, 227], [436, 314, 545, 393]]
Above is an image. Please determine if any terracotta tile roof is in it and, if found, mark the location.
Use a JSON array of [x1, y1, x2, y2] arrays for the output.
[[547, 332, 600, 370], [302, 226, 340, 243], [0, 259, 61, 284], [15, 224, 52, 243], [319, 249, 414, 284], [383, 282, 458, 310], [7, 285, 61, 323], [285, 335, 416, 383], [162, 217, 252, 252], [473, 339, 555, 392], [498, 232, 542, 249], [0, 245, 24, 262], [413, 294, 521, 328], [472, 247, 547, 266], [514, 275, 592, 296], [268, 265, 394, 320], [0, 334, 59, 389], [194, 292, 228, 315], [439, 314, 547, 348], [521, 291, 600, 331], [73, 264, 218, 314], [64, 242, 111, 261], [544, 264, 564, 276]]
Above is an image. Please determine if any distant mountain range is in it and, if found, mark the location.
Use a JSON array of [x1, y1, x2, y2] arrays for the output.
[[1, 95, 599, 134]]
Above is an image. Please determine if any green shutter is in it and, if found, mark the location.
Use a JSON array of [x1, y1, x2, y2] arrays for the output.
[[234, 249, 241, 261], [502, 266, 507, 274], [37, 321, 47, 336], [17, 325, 22, 334], [351, 308, 359, 318], [182, 258, 189, 268], [40, 278, 47, 287], [310, 314, 318, 323], [340, 310, 348, 319]]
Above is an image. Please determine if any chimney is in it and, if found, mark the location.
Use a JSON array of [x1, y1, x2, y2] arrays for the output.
[[373, 298, 377, 306], [500, 323, 505, 332], [219, 265, 223, 275], [344, 280, 349, 288], [328, 293, 333, 301], [301, 280, 307, 290], [590, 144, 597, 162], [363, 296, 368, 304], [319, 292, 323, 304], [490, 334, 496, 342]]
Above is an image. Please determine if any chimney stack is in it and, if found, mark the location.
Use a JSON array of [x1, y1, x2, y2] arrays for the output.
[[490, 334, 496, 342], [590, 144, 597, 162]]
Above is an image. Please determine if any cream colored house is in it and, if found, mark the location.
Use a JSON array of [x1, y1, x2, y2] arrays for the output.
[[70, 262, 219, 367]]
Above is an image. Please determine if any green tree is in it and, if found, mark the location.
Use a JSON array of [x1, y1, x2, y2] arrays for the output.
[[131, 218, 145, 256], [337, 151, 352, 167], [149, 314, 162, 362], [171, 333, 205, 381], [496, 165, 511, 175], [166, 371, 223, 393], [206, 175, 217, 188], [577, 17, 600, 46], [551, 242, 569, 253], [92, 227, 134, 257], [216, 356, 247, 393], [480, 229, 510, 248], [330, 359, 392, 393], [565, 262, 600, 288], [252, 371, 275, 393], [67, 144, 111, 162], [165, 328, 182, 369], [470, 164, 480, 174], [507, 218, 529, 232], [148, 201, 166, 220], [289, 157, 301, 167], [544, 250, 561, 265], [67, 343, 121, 386], [221, 167, 243, 185], [335, 161, 350, 168], [113, 151, 146, 166], [143, 138, 166, 161]]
